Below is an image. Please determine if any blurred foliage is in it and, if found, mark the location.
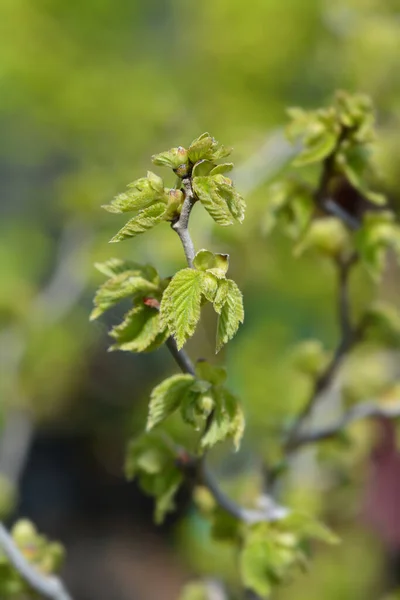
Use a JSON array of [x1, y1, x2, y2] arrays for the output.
[[0, 0, 400, 598]]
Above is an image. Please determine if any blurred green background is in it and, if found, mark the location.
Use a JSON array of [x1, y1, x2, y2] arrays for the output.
[[0, 0, 400, 598]]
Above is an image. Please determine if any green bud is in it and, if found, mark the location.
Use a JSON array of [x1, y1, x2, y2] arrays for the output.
[[188, 132, 231, 164], [291, 340, 329, 377], [152, 146, 189, 172], [12, 520, 37, 546], [164, 188, 184, 221], [295, 217, 352, 258]]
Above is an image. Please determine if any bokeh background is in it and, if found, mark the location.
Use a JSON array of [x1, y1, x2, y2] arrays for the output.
[[1, 0, 400, 598]]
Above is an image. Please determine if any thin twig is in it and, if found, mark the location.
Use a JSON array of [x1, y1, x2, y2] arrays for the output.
[[284, 258, 360, 454], [292, 401, 400, 450], [165, 337, 195, 376], [0, 523, 72, 600], [171, 177, 196, 268]]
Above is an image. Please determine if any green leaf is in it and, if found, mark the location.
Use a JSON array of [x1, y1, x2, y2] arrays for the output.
[[200, 389, 244, 450], [103, 173, 167, 213], [211, 507, 241, 542], [160, 269, 204, 349], [109, 304, 167, 353], [293, 130, 337, 166], [188, 132, 231, 163], [147, 374, 195, 430], [125, 433, 183, 523], [282, 511, 340, 545], [263, 179, 314, 240], [337, 147, 386, 206], [94, 258, 146, 278], [110, 202, 166, 242], [192, 175, 245, 226], [210, 163, 234, 176], [200, 272, 219, 303], [240, 529, 274, 598], [214, 279, 244, 352], [355, 211, 400, 279], [195, 359, 227, 386], [91, 271, 159, 320], [191, 159, 214, 178], [193, 249, 229, 278]]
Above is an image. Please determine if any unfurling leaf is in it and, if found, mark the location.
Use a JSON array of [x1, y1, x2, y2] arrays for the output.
[[110, 202, 167, 242], [193, 249, 229, 278], [109, 304, 167, 353], [125, 433, 183, 523], [103, 172, 167, 213], [355, 211, 400, 279], [263, 179, 314, 239], [147, 374, 195, 431], [201, 389, 244, 451], [160, 269, 204, 349], [214, 279, 244, 352], [192, 174, 245, 226], [90, 268, 159, 320], [188, 132, 231, 164]]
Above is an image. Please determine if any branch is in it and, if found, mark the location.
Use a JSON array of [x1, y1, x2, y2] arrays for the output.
[[284, 258, 360, 454], [291, 400, 400, 450], [171, 177, 196, 268], [0, 523, 72, 600]]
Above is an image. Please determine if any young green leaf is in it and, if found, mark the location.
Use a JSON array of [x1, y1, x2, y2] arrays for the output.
[[103, 173, 167, 213], [214, 279, 244, 352], [193, 249, 229, 278], [200, 389, 244, 450], [125, 433, 183, 524], [94, 258, 146, 278], [160, 269, 204, 349], [192, 175, 245, 226], [90, 271, 159, 320], [147, 373, 195, 431], [110, 202, 167, 242], [188, 132, 231, 164], [152, 146, 189, 171], [109, 304, 167, 353]]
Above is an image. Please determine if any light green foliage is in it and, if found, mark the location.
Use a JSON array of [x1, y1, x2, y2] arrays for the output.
[[109, 304, 168, 353], [160, 251, 244, 352], [110, 203, 167, 242], [125, 433, 183, 523], [214, 279, 244, 353], [0, 520, 65, 598], [91, 260, 168, 353], [147, 374, 195, 431], [192, 174, 245, 226], [240, 514, 339, 598], [264, 179, 314, 240], [355, 211, 400, 279], [287, 91, 385, 205], [363, 302, 400, 347], [146, 360, 244, 452], [160, 268, 204, 350]]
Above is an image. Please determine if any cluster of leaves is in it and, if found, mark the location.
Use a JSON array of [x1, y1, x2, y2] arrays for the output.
[[0, 520, 64, 598], [160, 249, 244, 351], [103, 132, 245, 242], [188, 491, 339, 599], [265, 91, 400, 280], [147, 359, 244, 450], [124, 359, 244, 523], [90, 258, 169, 352]]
